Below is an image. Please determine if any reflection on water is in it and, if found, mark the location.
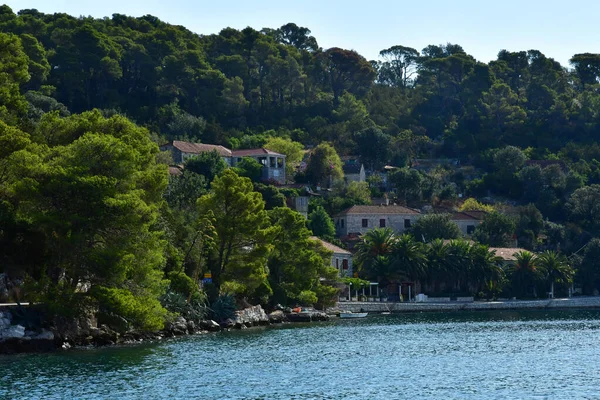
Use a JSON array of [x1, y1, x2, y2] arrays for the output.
[[2, 309, 600, 399]]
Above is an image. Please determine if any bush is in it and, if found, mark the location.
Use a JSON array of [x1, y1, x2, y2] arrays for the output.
[[160, 290, 207, 323], [91, 286, 167, 331], [209, 294, 237, 322], [166, 271, 203, 302], [296, 290, 318, 306]]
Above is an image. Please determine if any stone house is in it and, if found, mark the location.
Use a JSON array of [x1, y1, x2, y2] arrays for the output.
[[451, 211, 486, 236], [286, 196, 309, 219], [311, 237, 353, 277], [342, 161, 366, 183], [160, 140, 232, 165], [231, 148, 286, 184], [334, 205, 421, 236], [160, 140, 286, 184]]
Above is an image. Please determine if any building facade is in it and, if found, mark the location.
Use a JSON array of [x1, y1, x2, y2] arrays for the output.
[[311, 237, 353, 277], [160, 140, 286, 184], [335, 205, 421, 236], [231, 148, 286, 184], [451, 211, 486, 236]]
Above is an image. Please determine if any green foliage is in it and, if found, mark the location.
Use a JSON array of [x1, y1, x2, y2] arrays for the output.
[[209, 294, 237, 322], [254, 183, 286, 210], [411, 213, 462, 242], [296, 290, 318, 306], [264, 137, 304, 177], [388, 167, 424, 205], [233, 157, 264, 182], [197, 169, 274, 295], [91, 286, 167, 331], [308, 205, 336, 238], [184, 150, 227, 183], [474, 212, 516, 247], [268, 207, 338, 306], [459, 198, 495, 213], [166, 271, 203, 301], [160, 290, 207, 323], [305, 143, 343, 187]]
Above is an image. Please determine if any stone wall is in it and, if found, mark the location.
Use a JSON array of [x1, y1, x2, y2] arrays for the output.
[[336, 213, 420, 236], [333, 297, 600, 313]]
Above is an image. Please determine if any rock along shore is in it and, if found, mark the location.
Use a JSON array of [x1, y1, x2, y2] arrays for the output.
[[0, 305, 329, 355]]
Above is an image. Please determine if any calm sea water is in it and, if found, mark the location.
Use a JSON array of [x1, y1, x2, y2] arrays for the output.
[[2, 310, 600, 399]]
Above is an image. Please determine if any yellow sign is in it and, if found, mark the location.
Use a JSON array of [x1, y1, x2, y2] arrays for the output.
[[353, 272, 358, 278], [204, 273, 212, 279]]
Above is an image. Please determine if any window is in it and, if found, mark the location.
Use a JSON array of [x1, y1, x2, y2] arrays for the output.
[[270, 157, 276, 168], [467, 225, 475, 235], [336, 259, 339, 269], [380, 219, 386, 228], [277, 158, 284, 168], [404, 219, 411, 228], [362, 219, 368, 228], [258, 157, 267, 166], [341, 219, 344, 228], [342, 259, 349, 270]]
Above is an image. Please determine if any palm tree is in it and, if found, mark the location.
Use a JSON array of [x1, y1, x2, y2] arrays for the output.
[[537, 250, 573, 298], [445, 240, 472, 291], [426, 239, 451, 290], [391, 234, 428, 282], [353, 228, 396, 283], [509, 250, 543, 298], [468, 244, 504, 297]]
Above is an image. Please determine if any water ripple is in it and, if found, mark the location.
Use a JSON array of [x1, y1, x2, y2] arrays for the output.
[[1, 309, 600, 399]]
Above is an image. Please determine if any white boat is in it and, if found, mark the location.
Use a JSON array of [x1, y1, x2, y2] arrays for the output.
[[340, 312, 368, 319]]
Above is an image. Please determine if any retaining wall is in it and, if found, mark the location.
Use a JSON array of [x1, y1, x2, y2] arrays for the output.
[[333, 297, 600, 313]]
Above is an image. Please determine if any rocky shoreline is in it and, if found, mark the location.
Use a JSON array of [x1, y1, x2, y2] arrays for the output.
[[0, 305, 330, 355]]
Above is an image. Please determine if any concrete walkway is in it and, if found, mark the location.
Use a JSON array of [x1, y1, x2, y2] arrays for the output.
[[333, 297, 600, 313]]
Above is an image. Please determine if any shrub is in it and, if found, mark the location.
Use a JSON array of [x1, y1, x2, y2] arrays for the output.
[[209, 294, 237, 322], [296, 290, 318, 306], [91, 286, 167, 331]]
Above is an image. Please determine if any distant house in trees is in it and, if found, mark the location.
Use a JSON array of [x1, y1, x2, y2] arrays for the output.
[[489, 247, 529, 266], [160, 140, 232, 165], [286, 196, 309, 219], [231, 148, 286, 184], [334, 205, 421, 236], [160, 140, 286, 184], [311, 236, 353, 277], [451, 211, 486, 236], [341, 157, 365, 183]]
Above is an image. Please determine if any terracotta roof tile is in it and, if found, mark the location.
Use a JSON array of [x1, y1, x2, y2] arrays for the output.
[[231, 148, 284, 157], [310, 236, 351, 255], [337, 205, 420, 216], [170, 140, 232, 157], [451, 211, 487, 221], [488, 247, 529, 261]]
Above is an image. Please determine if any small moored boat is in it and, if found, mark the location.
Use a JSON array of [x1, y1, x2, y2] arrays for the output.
[[340, 311, 368, 319]]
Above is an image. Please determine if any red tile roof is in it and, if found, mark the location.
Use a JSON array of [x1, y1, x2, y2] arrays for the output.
[[489, 247, 529, 261], [169, 141, 232, 157], [337, 205, 420, 216], [451, 211, 487, 221], [310, 236, 351, 255], [231, 148, 284, 157]]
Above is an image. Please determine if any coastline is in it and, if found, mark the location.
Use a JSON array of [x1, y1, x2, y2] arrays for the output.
[[0, 305, 329, 355], [333, 296, 600, 313]]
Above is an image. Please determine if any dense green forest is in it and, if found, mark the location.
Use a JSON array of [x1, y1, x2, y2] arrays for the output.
[[2, 5, 600, 330]]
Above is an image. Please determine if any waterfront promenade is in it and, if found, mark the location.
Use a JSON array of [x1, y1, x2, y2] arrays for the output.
[[333, 296, 600, 313]]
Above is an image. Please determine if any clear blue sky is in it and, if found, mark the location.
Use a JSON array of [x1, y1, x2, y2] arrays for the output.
[[5, 0, 600, 67]]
